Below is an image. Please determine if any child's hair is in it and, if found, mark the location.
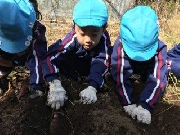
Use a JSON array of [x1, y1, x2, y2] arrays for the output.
[[73, 21, 108, 29], [29, 0, 42, 20]]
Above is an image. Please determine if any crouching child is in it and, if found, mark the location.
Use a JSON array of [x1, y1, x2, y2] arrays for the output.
[[111, 6, 168, 124]]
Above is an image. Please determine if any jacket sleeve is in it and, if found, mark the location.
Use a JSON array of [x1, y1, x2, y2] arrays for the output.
[[88, 30, 112, 90], [167, 44, 180, 78], [42, 29, 77, 82], [27, 21, 47, 88], [139, 41, 168, 112], [111, 37, 134, 106]]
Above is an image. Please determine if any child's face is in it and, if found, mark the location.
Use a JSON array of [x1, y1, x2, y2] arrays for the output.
[[75, 24, 104, 50]]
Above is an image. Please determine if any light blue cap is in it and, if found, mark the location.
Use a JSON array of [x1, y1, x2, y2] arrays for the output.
[[73, 0, 108, 27], [120, 6, 159, 61], [0, 0, 36, 53]]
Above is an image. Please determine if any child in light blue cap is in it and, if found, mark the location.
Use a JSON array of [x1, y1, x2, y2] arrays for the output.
[[0, 0, 47, 98], [42, 0, 112, 110], [111, 6, 168, 124]]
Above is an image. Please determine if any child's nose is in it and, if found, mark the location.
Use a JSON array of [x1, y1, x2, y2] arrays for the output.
[[85, 36, 92, 43]]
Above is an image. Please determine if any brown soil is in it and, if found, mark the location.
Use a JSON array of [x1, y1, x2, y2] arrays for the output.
[[0, 67, 179, 135]]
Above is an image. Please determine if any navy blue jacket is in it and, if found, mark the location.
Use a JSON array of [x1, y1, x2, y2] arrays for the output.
[[43, 28, 112, 90], [167, 44, 180, 78], [27, 21, 47, 90], [111, 37, 168, 112]]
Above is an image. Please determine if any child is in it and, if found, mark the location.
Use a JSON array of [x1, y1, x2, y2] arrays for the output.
[[42, 0, 112, 110], [166, 44, 180, 79], [111, 6, 168, 124], [0, 0, 47, 98]]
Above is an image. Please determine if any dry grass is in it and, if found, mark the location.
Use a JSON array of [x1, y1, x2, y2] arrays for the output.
[[159, 14, 180, 50], [41, 19, 73, 46], [163, 73, 180, 105], [42, 15, 180, 50]]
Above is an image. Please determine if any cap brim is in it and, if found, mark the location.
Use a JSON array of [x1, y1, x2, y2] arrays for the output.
[[74, 19, 106, 27], [122, 41, 158, 61], [0, 36, 29, 53]]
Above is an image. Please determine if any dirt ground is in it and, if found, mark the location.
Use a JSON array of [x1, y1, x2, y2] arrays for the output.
[[0, 66, 179, 135]]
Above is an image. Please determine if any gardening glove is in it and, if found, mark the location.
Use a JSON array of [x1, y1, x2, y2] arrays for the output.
[[131, 105, 151, 124], [29, 89, 43, 99], [79, 86, 97, 104], [47, 79, 68, 110], [123, 104, 137, 116]]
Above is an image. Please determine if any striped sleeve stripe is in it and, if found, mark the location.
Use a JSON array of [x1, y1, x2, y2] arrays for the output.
[[103, 34, 109, 66], [117, 45, 130, 105], [146, 51, 164, 105], [61, 30, 76, 46]]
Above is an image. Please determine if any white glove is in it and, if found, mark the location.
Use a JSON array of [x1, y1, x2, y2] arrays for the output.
[[29, 90, 43, 99], [131, 105, 151, 124], [123, 104, 137, 116], [47, 79, 68, 110], [79, 86, 97, 104]]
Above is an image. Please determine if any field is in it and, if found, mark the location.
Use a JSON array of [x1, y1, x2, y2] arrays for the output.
[[0, 5, 180, 135]]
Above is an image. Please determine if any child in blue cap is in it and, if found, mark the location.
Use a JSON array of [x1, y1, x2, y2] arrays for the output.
[[111, 6, 168, 124], [166, 44, 180, 79], [0, 0, 47, 98], [42, 0, 112, 110]]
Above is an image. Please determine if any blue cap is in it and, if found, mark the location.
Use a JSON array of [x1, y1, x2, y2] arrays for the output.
[[0, 0, 36, 53], [120, 6, 159, 61], [73, 0, 108, 27]]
